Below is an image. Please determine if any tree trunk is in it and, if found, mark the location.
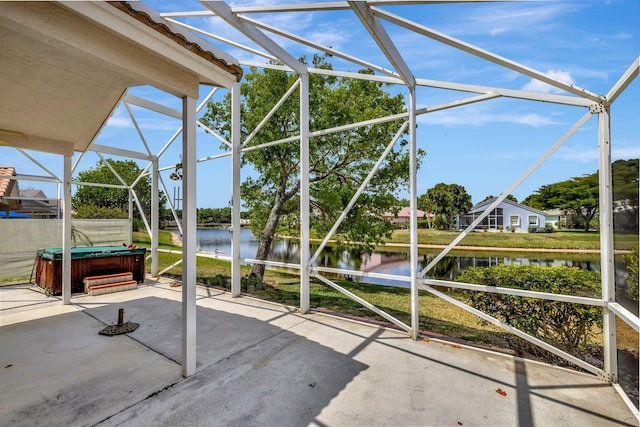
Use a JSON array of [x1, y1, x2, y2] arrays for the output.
[[250, 201, 282, 281]]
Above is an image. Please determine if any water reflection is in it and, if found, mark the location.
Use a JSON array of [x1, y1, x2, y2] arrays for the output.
[[186, 228, 635, 313]]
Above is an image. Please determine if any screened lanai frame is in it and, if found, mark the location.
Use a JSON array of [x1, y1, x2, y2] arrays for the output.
[[3, 0, 637, 415], [159, 0, 638, 413]]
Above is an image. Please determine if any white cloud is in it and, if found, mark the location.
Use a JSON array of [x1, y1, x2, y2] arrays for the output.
[[439, 3, 581, 37], [521, 70, 575, 94], [613, 146, 640, 159], [106, 116, 133, 128], [557, 146, 640, 163], [105, 110, 181, 132], [418, 109, 562, 127]]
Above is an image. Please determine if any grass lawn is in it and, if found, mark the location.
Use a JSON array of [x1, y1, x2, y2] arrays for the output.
[[386, 229, 638, 250], [141, 243, 638, 354]]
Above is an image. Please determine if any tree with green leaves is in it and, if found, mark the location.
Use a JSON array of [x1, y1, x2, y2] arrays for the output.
[[523, 174, 598, 231], [201, 55, 421, 281], [418, 183, 472, 230], [524, 160, 638, 232], [612, 158, 639, 231], [480, 194, 518, 203], [73, 159, 166, 226]]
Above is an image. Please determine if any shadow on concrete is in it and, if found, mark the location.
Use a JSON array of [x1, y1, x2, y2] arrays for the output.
[[0, 309, 181, 427], [81, 296, 368, 426]]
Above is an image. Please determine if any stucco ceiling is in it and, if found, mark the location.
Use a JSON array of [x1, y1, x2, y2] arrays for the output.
[[0, 1, 241, 155]]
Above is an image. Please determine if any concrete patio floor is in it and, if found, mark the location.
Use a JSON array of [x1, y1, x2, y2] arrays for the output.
[[1, 279, 637, 427]]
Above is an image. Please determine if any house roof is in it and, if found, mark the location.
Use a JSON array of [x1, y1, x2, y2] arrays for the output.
[[467, 197, 547, 216], [0, 1, 242, 156], [0, 167, 20, 210], [383, 207, 431, 218], [20, 189, 47, 199]]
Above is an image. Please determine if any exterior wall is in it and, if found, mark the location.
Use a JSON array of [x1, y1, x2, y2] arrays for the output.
[[457, 201, 546, 233], [502, 205, 545, 232], [0, 219, 131, 281]]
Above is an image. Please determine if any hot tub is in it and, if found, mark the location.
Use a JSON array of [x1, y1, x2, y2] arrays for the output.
[[35, 246, 146, 295]]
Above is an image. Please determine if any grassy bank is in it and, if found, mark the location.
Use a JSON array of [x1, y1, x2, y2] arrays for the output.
[[136, 237, 637, 353], [387, 229, 637, 251]]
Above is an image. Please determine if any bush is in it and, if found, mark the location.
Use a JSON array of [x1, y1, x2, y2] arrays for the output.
[[132, 218, 145, 232], [417, 219, 431, 229], [623, 248, 639, 302], [460, 264, 602, 357], [74, 204, 127, 219]]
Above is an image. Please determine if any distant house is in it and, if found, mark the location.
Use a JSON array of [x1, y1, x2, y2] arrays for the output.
[[383, 207, 432, 225], [17, 189, 59, 219], [543, 209, 569, 229], [456, 198, 547, 233]]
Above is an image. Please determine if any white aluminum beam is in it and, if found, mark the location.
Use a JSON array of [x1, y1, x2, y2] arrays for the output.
[[422, 285, 604, 376], [350, 1, 416, 87], [408, 86, 419, 340], [373, 7, 602, 102], [151, 156, 159, 276], [181, 95, 198, 377], [313, 273, 412, 332], [216, 1, 512, 14], [242, 79, 301, 149], [3, 173, 60, 184], [97, 153, 129, 187], [165, 17, 277, 62], [198, 122, 232, 149], [158, 127, 184, 159], [606, 56, 639, 104], [419, 110, 593, 278], [231, 82, 242, 297], [197, 152, 232, 163], [131, 187, 152, 237], [159, 173, 183, 237], [201, 1, 306, 74], [239, 15, 399, 78], [73, 181, 128, 190], [131, 163, 152, 188], [123, 94, 183, 119], [72, 151, 85, 175], [16, 148, 59, 180], [158, 258, 184, 277], [62, 154, 72, 305], [416, 78, 594, 107], [309, 122, 408, 265], [124, 103, 153, 156], [597, 105, 617, 381], [300, 72, 311, 313], [608, 303, 640, 333], [90, 144, 152, 161], [423, 279, 606, 306], [314, 266, 412, 283]]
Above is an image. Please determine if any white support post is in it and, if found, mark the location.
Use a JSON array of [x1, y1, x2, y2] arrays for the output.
[[408, 86, 419, 340], [62, 154, 72, 305], [181, 95, 197, 377], [597, 104, 617, 382], [151, 156, 159, 277], [299, 71, 310, 313], [231, 82, 242, 297], [128, 188, 133, 242]]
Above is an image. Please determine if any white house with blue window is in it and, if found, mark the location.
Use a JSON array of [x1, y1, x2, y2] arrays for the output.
[[456, 198, 547, 233]]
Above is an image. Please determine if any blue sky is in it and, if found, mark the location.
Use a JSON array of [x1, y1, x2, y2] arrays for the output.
[[3, 0, 638, 209]]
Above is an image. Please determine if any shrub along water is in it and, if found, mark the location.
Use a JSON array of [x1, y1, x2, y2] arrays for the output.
[[460, 264, 602, 362]]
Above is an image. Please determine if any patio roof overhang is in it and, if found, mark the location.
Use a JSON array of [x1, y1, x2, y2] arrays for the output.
[[0, 0, 243, 378], [0, 1, 242, 155]]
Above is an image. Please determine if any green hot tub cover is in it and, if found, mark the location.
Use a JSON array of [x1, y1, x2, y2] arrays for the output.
[[37, 246, 147, 261]]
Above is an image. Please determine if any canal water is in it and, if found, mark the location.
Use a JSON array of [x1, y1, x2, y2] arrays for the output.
[[185, 227, 636, 313]]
